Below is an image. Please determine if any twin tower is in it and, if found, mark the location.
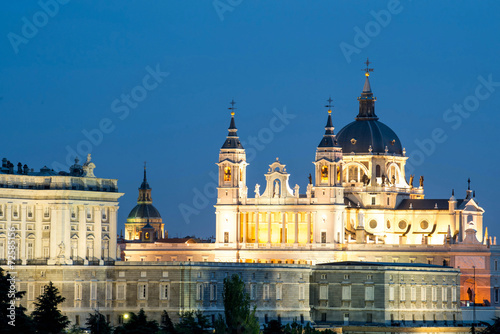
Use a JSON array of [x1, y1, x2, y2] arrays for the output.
[[213, 71, 428, 250]]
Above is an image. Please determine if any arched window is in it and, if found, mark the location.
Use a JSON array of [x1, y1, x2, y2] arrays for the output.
[[376, 165, 381, 177], [224, 166, 231, 181], [321, 166, 328, 182]]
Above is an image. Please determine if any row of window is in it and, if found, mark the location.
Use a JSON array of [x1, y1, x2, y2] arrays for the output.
[[66, 282, 306, 302], [389, 285, 457, 302], [318, 285, 457, 303]]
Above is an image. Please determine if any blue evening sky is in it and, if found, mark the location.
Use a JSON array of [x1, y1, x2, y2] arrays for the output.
[[1, 1, 500, 239]]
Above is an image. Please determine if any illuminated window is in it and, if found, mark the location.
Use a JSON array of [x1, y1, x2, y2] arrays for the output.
[[145, 232, 149, 239], [321, 166, 328, 182], [224, 232, 229, 243], [224, 167, 231, 181]]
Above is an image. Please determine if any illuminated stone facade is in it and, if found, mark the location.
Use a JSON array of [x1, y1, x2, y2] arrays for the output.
[[0, 155, 122, 265]]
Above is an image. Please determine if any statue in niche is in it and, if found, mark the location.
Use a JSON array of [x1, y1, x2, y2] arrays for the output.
[[391, 174, 396, 185], [57, 242, 65, 259], [381, 174, 386, 185], [362, 174, 369, 185], [409, 174, 414, 188], [419, 175, 424, 187], [308, 173, 312, 185], [273, 180, 280, 198], [254, 184, 260, 197]]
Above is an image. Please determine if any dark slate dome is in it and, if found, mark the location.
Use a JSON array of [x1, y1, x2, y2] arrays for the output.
[[335, 69, 403, 155], [336, 120, 403, 155], [127, 204, 161, 220]]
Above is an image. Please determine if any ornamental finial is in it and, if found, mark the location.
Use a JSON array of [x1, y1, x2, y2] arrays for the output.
[[228, 99, 236, 116], [363, 57, 374, 77], [325, 97, 333, 114]]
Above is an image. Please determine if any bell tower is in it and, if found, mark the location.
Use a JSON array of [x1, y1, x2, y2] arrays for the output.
[[216, 100, 248, 205], [313, 98, 344, 204], [215, 100, 248, 247]]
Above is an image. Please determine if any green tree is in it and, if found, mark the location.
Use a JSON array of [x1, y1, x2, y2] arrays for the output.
[[0, 268, 35, 334], [65, 324, 85, 334], [175, 310, 211, 334], [114, 309, 159, 334], [215, 274, 260, 334], [160, 310, 176, 334], [263, 319, 284, 334], [32, 281, 69, 334], [85, 310, 112, 334], [284, 320, 303, 334]]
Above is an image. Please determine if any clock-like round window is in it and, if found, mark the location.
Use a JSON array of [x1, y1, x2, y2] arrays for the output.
[[369, 220, 377, 229], [420, 220, 429, 230], [398, 220, 407, 230]]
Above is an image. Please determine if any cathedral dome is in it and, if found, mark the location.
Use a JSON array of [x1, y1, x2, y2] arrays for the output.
[[335, 66, 403, 156], [127, 203, 161, 221], [336, 120, 403, 155]]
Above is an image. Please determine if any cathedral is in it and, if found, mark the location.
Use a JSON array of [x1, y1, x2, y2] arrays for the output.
[[1, 68, 499, 329], [121, 69, 498, 321]]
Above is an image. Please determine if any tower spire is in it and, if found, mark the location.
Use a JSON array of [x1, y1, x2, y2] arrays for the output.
[[356, 58, 378, 120], [138, 164, 152, 203], [318, 97, 338, 148], [221, 99, 243, 149], [140, 161, 150, 190]]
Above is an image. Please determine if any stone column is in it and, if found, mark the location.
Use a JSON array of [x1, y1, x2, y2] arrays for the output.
[[236, 212, 240, 244], [35, 205, 43, 259], [48, 206, 58, 265], [307, 212, 311, 244], [267, 212, 271, 244], [294, 212, 299, 244], [109, 207, 117, 260], [20, 204, 26, 263], [94, 206, 102, 262], [281, 212, 286, 244], [242, 212, 247, 244], [255, 211, 259, 244], [79, 206, 87, 262]]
